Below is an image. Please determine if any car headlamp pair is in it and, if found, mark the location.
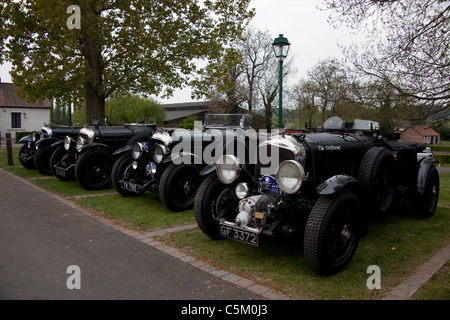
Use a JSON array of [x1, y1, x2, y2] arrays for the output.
[[217, 154, 305, 196]]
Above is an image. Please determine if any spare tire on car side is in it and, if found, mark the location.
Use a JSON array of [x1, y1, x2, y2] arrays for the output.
[[357, 147, 396, 220]]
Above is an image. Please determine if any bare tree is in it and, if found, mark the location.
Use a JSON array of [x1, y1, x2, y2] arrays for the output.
[[322, 0, 450, 121], [299, 58, 348, 122], [196, 27, 295, 129], [239, 27, 274, 112]]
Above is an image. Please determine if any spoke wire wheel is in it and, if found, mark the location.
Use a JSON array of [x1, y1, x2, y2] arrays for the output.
[[34, 144, 58, 175], [75, 149, 114, 190], [19, 144, 35, 169], [50, 146, 73, 181], [111, 154, 144, 197], [159, 163, 202, 212], [194, 174, 231, 239], [304, 190, 361, 275]]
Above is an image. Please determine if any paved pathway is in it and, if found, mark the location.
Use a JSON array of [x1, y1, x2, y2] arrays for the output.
[[0, 168, 284, 300]]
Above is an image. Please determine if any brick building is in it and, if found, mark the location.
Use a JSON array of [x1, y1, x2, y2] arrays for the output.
[[401, 125, 440, 145]]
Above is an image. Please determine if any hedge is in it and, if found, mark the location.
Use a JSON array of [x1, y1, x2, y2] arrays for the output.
[[15, 131, 32, 143], [434, 154, 450, 165], [428, 145, 450, 152]]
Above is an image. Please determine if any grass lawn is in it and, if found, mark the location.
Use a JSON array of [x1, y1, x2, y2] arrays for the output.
[[1, 145, 448, 300], [73, 193, 195, 232]]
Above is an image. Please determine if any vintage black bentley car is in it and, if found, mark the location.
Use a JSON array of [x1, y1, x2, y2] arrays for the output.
[[18, 124, 81, 174], [112, 114, 260, 212], [51, 122, 156, 190], [194, 117, 440, 275]]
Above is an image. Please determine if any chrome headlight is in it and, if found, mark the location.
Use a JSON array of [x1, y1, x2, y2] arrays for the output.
[[31, 131, 36, 142], [216, 155, 240, 185], [235, 182, 249, 199], [64, 136, 71, 150], [153, 144, 167, 164], [132, 142, 144, 160], [76, 137, 86, 152], [275, 160, 305, 194]]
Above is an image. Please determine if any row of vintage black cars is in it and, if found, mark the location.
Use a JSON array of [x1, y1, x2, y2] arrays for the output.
[[18, 114, 440, 275]]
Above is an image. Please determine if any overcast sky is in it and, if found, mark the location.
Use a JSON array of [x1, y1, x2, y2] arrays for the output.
[[0, 0, 363, 104]]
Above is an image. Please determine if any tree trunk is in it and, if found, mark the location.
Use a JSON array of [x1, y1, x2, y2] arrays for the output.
[[85, 80, 105, 124], [81, 2, 105, 125]]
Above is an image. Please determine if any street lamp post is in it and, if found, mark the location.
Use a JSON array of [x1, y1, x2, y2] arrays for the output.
[[272, 34, 290, 129]]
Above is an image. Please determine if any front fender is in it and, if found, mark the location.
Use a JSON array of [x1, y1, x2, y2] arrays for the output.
[[36, 137, 61, 148], [316, 174, 360, 195], [18, 135, 32, 144], [113, 144, 132, 156], [199, 163, 216, 176], [162, 152, 201, 165], [51, 140, 64, 148], [417, 157, 439, 196], [79, 143, 114, 153]]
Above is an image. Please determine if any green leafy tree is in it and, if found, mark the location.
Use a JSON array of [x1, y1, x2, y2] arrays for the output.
[[0, 0, 254, 123], [106, 94, 166, 125], [178, 115, 199, 129]]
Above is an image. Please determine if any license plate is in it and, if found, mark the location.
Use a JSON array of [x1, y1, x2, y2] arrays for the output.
[[55, 167, 66, 177], [219, 223, 259, 246], [120, 181, 140, 193]]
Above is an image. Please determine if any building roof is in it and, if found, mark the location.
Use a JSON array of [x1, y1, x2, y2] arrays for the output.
[[163, 101, 209, 122], [407, 125, 440, 137], [0, 82, 51, 109]]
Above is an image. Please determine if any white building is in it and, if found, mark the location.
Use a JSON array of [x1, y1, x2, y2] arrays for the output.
[[0, 80, 50, 141]]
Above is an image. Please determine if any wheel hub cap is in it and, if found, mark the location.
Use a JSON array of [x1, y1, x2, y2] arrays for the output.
[[341, 225, 351, 244], [183, 181, 191, 194]]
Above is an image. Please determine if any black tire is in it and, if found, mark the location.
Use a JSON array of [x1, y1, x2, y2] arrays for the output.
[[413, 165, 439, 219], [34, 144, 58, 175], [304, 190, 362, 275], [159, 163, 202, 212], [75, 149, 115, 190], [18, 144, 35, 169], [194, 174, 234, 239], [50, 146, 73, 181], [357, 147, 396, 219], [112, 154, 145, 197]]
